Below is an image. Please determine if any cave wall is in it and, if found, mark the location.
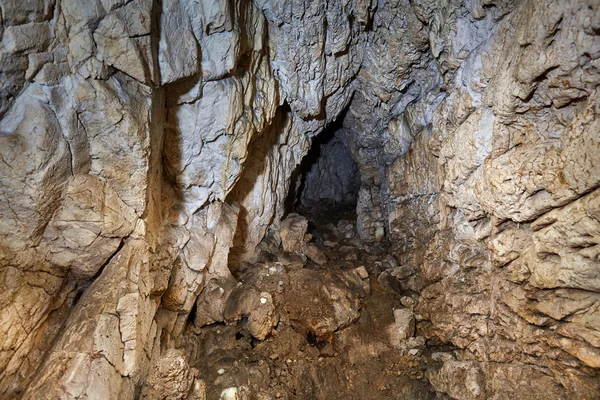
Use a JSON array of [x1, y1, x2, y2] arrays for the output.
[[408, 1, 600, 398], [0, 0, 598, 398]]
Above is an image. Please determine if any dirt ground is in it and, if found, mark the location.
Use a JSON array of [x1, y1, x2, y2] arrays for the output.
[[183, 206, 444, 399]]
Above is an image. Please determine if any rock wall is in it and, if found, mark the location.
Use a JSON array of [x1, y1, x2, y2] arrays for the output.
[[391, 1, 600, 398], [0, 0, 598, 398]]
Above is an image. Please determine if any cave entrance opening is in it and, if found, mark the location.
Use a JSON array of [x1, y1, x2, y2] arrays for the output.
[[286, 116, 361, 230]]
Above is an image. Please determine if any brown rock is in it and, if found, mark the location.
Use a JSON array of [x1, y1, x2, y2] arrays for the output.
[[303, 243, 328, 265]]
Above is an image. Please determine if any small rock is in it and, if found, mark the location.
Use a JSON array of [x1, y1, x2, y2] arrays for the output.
[[431, 352, 455, 362], [280, 214, 308, 253], [190, 379, 206, 400], [400, 296, 416, 309], [337, 220, 355, 239], [407, 336, 426, 349], [194, 277, 236, 329], [372, 261, 383, 275], [389, 265, 415, 280], [304, 243, 327, 265], [220, 388, 238, 400], [323, 240, 338, 247], [319, 342, 336, 357], [388, 308, 415, 348], [408, 348, 420, 356], [378, 270, 401, 293], [268, 263, 284, 275], [344, 253, 358, 262], [381, 254, 398, 270], [223, 288, 278, 340], [325, 223, 337, 232], [355, 266, 369, 279], [355, 266, 371, 294]]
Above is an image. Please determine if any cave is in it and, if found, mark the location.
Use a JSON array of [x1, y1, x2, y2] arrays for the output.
[[287, 114, 361, 223], [0, 1, 599, 399]]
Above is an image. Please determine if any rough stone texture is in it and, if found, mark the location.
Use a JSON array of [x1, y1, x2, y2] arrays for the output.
[[389, 308, 416, 349], [223, 287, 278, 340], [227, 111, 314, 265], [282, 268, 367, 340], [43, 175, 137, 279], [402, 1, 600, 398], [0, 0, 598, 398], [279, 213, 309, 254], [22, 239, 159, 399], [140, 349, 204, 400], [298, 130, 361, 209], [303, 243, 328, 265]]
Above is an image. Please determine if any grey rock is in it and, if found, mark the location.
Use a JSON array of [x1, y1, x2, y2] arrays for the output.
[[388, 308, 415, 348], [279, 214, 309, 254]]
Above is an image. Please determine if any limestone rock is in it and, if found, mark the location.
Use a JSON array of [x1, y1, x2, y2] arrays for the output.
[[220, 386, 250, 400], [280, 214, 309, 254], [21, 240, 157, 399], [0, 0, 598, 398], [529, 188, 600, 292], [157, 0, 200, 85], [303, 243, 328, 265], [140, 349, 199, 400], [427, 361, 486, 400], [388, 308, 415, 348], [428, 361, 569, 400], [93, 0, 155, 84], [0, 85, 71, 251], [193, 277, 237, 328], [43, 175, 137, 279], [223, 285, 278, 340]]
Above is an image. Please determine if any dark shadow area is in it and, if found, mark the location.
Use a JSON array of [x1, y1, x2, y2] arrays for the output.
[[285, 112, 360, 222], [226, 104, 292, 270], [286, 125, 335, 212]]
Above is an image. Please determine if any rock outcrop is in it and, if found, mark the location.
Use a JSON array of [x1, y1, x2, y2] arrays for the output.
[[0, 0, 598, 398]]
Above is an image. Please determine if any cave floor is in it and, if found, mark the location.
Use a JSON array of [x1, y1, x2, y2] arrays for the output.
[[184, 208, 443, 400]]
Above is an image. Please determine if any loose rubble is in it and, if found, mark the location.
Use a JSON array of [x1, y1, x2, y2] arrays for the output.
[[165, 210, 440, 399]]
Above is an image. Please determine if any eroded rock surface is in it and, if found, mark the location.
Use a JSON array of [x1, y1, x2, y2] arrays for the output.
[[0, 0, 598, 398]]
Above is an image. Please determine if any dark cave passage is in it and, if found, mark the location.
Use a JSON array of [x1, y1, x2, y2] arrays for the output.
[[286, 117, 361, 226]]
